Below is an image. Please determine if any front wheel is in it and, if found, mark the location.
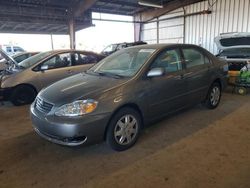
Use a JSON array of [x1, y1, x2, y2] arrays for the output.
[[11, 85, 37, 106], [204, 82, 221, 109], [106, 107, 142, 151]]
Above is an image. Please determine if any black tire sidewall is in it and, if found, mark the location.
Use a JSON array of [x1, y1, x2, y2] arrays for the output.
[[11, 85, 36, 106], [205, 82, 221, 109], [106, 107, 142, 151]]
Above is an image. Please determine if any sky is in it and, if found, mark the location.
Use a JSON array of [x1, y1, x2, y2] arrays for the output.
[[0, 12, 134, 53]]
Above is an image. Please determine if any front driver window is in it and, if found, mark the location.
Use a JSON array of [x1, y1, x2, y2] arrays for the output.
[[42, 53, 71, 70], [151, 49, 182, 72]]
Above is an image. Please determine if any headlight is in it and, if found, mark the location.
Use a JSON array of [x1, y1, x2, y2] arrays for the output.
[[55, 99, 98, 117]]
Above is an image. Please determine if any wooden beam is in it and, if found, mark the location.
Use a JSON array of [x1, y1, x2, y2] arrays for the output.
[[138, 0, 205, 22], [74, 0, 98, 17]]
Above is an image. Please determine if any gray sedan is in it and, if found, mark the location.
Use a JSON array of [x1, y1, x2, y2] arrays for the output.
[[31, 44, 228, 151]]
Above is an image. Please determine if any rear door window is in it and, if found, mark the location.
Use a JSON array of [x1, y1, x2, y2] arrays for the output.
[[182, 48, 205, 68], [73, 53, 98, 66]]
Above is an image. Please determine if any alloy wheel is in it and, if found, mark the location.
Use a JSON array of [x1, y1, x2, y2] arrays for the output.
[[114, 114, 138, 145], [210, 86, 220, 106]]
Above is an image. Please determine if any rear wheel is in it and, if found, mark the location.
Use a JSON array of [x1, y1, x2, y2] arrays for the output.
[[106, 107, 142, 151], [11, 85, 37, 106], [204, 82, 221, 109]]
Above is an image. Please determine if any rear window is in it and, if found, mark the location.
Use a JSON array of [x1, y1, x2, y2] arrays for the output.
[[220, 37, 250, 47], [219, 48, 250, 58]]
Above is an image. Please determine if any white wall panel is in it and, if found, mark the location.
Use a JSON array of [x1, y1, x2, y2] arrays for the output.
[[140, 0, 250, 54], [185, 0, 250, 54], [141, 19, 157, 44], [158, 8, 184, 44]]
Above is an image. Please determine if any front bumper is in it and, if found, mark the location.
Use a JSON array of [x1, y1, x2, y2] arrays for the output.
[[0, 87, 13, 101], [30, 103, 111, 146]]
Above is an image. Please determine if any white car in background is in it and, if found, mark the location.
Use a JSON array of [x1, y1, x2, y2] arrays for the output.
[[0, 45, 25, 56], [215, 32, 250, 71]]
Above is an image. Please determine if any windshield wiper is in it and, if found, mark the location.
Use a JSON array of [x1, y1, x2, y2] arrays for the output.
[[94, 71, 124, 79]]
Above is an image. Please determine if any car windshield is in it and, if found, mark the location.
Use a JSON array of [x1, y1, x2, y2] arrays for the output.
[[219, 48, 250, 58], [19, 51, 54, 68], [102, 44, 118, 53], [89, 48, 156, 78]]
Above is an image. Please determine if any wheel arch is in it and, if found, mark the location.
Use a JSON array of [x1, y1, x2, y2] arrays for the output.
[[103, 103, 144, 140], [13, 83, 38, 94], [212, 78, 222, 88]]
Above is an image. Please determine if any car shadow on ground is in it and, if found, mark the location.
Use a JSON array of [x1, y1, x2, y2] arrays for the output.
[[0, 89, 248, 187]]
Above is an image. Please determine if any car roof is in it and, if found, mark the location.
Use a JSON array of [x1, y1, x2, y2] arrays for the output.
[[44, 49, 101, 55], [128, 43, 202, 50]]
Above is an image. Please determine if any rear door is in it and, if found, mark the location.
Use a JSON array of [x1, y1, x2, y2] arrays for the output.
[[181, 47, 212, 104], [145, 48, 188, 119]]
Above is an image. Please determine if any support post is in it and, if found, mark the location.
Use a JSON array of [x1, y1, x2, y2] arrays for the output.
[[50, 34, 54, 50], [134, 14, 142, 42], [157, 17, 159, 44], [69, 18, 76, 49]]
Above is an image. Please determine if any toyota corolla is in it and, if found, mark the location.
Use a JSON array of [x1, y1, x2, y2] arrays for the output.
[[31, 44, 228, 151]]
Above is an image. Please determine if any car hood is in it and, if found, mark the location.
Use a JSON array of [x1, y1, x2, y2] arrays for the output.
[[0, 49, 18, 66], [39, 72, 129, 106], [215, 32, 250, 50]]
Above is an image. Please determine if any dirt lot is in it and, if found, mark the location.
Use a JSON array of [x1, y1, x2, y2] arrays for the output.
[[0, 89, 250, 188]]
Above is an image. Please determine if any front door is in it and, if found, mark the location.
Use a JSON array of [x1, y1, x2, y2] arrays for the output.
[[145, 48, 188, 120], [37, 52, 75, 89]]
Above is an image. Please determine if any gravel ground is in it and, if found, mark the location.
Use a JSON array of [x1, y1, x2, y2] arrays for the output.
[[0, 89, 249, 188]]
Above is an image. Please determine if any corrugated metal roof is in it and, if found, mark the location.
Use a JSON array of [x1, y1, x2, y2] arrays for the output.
[[0, 0, 186, 34]]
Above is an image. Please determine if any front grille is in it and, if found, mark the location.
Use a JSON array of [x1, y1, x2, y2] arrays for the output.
[[35, 97, 53, 114], [228, 61, 247, 71]]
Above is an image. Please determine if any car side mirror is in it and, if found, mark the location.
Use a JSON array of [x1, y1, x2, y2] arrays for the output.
[[147, 68, 165, 77], [40, 64, 48, 71]]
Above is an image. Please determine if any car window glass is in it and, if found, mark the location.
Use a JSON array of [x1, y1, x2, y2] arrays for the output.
[[151, 49, 182, 72], [13, 47, 24, 52], [103, 44, 118, 53], [73, 53, 98, 65], [6, 47, 12, 53], [42, 53, 71, 70], [117, 44, 126, 50], [90, 48, 156, 77], [183, 48, 205, 68], [14, 54, 28, 63], [204, 55, 211, 64]]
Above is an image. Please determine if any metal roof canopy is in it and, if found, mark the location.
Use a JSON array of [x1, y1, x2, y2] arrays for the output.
[[0, 0, 205, 34], [0, 0, 97, 35], [0, 0, 204, 49]]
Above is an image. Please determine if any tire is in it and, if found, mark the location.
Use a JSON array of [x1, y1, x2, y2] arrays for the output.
[[106, 107, 142, 151], [204, 82, 221, 109], [10, 85, 37, 106], [236, 87, 247, 95]]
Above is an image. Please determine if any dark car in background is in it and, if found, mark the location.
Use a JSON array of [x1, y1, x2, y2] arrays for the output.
[[101, 41, 147, 56], [31, 44, 228, 151], [0, 49, 105, 105]]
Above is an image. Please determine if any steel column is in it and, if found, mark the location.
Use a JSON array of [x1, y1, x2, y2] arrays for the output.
[[69, 18, 76, 49]]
